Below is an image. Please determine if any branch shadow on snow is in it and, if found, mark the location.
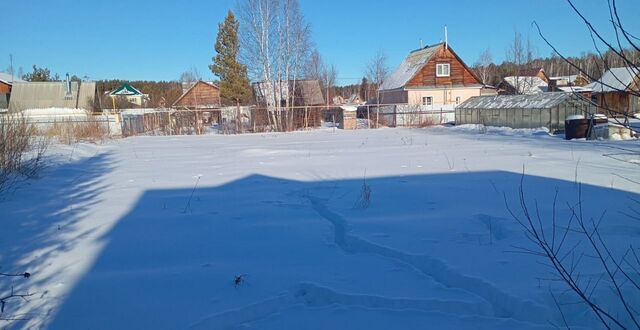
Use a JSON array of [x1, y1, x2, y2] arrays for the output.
[[41, 171, 640, 329], [0, 151, 116, 323]]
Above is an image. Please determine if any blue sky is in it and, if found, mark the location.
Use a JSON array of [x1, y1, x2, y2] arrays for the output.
[[1, 0, 638, 85]]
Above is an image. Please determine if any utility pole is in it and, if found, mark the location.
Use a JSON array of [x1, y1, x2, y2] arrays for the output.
[[9, 54, 14, 82]]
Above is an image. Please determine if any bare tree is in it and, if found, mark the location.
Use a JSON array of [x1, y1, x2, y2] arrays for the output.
[[280, 0, 312, 129], [473, 48, 494, 85], [304, 49, 324, 81], [366, 51, 389, 127], [506, 173, 640, 329], [504, 31, 538, 94], [238, 0, 312, 131], [366, 51, 389, 101], [323, 63, 337, 106], [533, 0, 639, 130], [179, 67, 202, 84]]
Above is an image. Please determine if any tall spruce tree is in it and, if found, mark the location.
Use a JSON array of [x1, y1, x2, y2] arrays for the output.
[[210, 11, 251, 111]]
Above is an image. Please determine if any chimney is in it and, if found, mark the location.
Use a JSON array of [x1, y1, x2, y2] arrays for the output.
[[65, 73, 72, 96], [444, 26, 448, 50]]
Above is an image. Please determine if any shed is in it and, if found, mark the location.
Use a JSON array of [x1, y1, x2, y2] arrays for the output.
[[455, 93, 596, 132], [8, 81, 97, 112], [173, 81, 221, 109], [585, 67, 639, 116]]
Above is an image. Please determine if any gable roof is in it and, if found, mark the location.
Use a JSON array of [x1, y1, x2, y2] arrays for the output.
[[110, 83, 143, 96], [8, 81, 97, 112], [502, 76, 548, 95], [380, 43, 443, 91], [457, 92, 593, 110], [586, 67, 640, 93], [172, 81, 220, 107], [0, 72, 24, 85], [380, 43, 482, 91]]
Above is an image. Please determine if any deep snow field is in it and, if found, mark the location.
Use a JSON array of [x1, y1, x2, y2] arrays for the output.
[[1, 126, 639, 329]]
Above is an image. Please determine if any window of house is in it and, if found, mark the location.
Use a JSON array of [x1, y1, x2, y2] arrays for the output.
[[422, 96, 433, 106], [436, 63, 450, 77], [455, 96, 461, 104]]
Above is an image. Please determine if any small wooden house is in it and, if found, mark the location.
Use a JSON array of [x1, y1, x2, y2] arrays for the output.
[[173, 81, 221, 109], [379, 43, 488, 106], [586, 67, 640, 117], [172, 81, 222, 125]]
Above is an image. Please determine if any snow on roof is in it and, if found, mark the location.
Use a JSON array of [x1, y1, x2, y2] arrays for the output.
[[379, 43, 443, 91], [21, 108, 89, 117], [550, 75, 579, 81], [457, 92, 591, 110], [0, 72, 24, 85], [110, 83, 143, 96], [557, 86, 592, 93], [502, 76, 548, 94], [586, 67, 639, 93]]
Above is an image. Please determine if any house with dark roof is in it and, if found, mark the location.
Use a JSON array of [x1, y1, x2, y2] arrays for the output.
[[379, 42, 492, 107], [586, 67, 640, 116]]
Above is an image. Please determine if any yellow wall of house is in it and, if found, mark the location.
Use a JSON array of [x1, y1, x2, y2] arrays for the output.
[[407, 88, 482, 106]]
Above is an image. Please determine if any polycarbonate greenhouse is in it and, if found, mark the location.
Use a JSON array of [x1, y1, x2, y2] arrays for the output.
[[455, 93, 596, 132]]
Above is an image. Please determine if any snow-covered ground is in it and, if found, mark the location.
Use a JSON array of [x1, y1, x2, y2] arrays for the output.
[[1, 127, 639, 329]]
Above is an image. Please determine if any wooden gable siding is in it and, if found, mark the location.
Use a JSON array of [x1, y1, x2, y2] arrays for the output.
[[406, 46, 480, 88], [174, 82, 220, 108], [0, 81, 11, 94]]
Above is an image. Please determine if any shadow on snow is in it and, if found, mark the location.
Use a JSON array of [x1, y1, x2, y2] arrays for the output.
[[9, 169, 639, 329]]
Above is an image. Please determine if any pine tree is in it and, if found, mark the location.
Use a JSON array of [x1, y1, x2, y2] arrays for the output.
[[210, 11, 251, 111]]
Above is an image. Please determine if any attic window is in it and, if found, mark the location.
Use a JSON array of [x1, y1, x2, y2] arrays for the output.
[[436, 63, 450, 77]]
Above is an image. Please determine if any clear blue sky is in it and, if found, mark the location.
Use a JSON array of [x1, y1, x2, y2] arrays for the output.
[[1, 0, 638, 85]]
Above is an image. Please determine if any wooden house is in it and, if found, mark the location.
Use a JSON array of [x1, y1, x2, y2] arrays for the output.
[[172, 81, 222, 125], [173, 81, 221, 109], [586, 67, 640, 117], [379, 42, 491, 107]]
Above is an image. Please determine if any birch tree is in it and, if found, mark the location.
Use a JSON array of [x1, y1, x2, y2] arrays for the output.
[[237, 0, 312, 131], [366, 51, 389, 103], [473, 48, 494, 85]]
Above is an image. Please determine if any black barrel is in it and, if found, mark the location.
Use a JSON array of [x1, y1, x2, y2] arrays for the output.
[[565, 115, 589, 140]]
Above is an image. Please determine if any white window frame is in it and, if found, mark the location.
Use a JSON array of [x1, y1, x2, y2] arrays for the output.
[[422, 96, 433, 106], [436, 63, 450, 77], [455, 96, 461, 104]]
